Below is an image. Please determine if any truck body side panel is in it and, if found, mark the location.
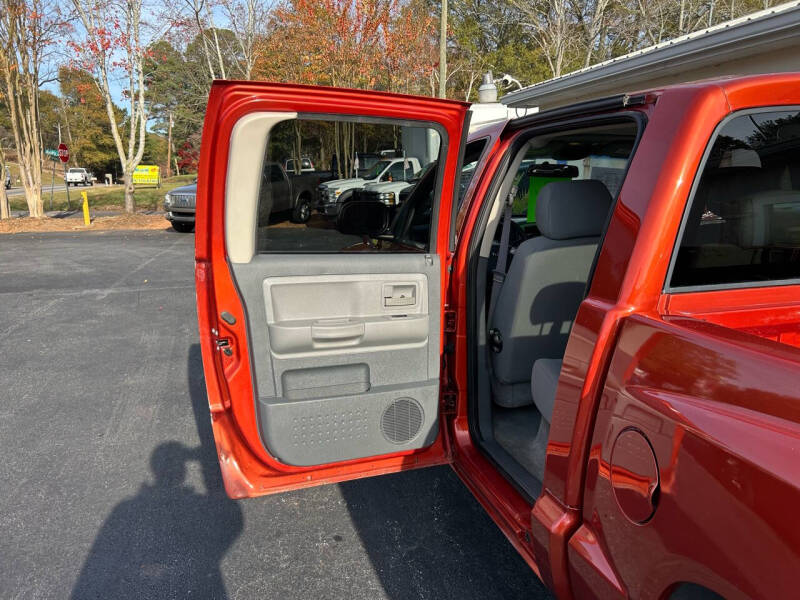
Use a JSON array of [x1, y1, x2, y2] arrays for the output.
[[571, 314, 800, 599], [525, 74, 800, 596], [526, 84, 732, 595]]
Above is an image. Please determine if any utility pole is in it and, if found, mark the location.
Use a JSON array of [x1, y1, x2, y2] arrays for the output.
[[438, 0, 447, 99]]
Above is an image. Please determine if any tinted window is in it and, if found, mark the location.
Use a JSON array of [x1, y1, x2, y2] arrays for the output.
[[269, 165, 284, 182], [255, 117, 443, 253], [383, 161, 413, 182], [457, 139, 487, 208], [671, 109, 800, 288], [510, 124, 636, 222]]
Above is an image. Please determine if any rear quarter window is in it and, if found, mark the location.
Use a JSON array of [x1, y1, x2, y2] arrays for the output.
[[670, 108, 800, 289]]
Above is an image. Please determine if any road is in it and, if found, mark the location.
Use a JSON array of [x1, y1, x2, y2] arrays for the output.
[[6, 182, 71, 197], [6, 183, 121, 198], [0, 230, 552, 600]]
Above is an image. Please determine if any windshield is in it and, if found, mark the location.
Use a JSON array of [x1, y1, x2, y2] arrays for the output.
[[68, 168, 82, 173], [360, 160, 392, 179]]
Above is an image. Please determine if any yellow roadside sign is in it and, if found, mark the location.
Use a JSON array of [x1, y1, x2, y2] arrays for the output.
[[132, 165, 161, 187]]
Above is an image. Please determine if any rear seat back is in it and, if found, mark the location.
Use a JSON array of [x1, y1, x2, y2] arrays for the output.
[[489, 180, 612, 408]]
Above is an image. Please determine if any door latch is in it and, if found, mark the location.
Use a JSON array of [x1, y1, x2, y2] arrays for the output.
[[215, 337, 233, 356]]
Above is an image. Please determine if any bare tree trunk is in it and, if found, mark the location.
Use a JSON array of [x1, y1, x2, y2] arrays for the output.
[[0, 187, 8, 219], [166, 111, 173, 178], [334, 121, 342, 179], [123, 172, 135, 210], [0, 0, 47, 218], [0, 147, 8, 219], [293, 120, 303, 174], [438, 0, 447, 98]]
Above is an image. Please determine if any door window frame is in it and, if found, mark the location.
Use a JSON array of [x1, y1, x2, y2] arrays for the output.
[[462, 111, 647, 502]]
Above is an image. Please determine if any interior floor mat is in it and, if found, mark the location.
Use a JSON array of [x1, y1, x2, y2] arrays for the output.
[[492, 405, 549, 481]]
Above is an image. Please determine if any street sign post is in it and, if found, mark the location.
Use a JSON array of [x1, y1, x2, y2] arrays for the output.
[[46, 149, 59, 210], [58, 143, 70, 210]]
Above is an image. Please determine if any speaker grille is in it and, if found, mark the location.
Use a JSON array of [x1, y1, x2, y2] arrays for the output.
[[381, 398, 424, 444]]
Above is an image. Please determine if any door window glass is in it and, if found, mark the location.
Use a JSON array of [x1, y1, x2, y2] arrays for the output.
[[670, 109, 800, 288], [269, 165, 284, 182], [255, 117, 443, 253]]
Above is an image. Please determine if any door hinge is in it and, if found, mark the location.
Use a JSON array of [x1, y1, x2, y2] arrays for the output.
[[444, 310, 457, 333]]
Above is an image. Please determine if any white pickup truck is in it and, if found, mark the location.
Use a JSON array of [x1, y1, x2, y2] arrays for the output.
[[356, 177, 416, 207], [65, 168, 92, 186], [317, 156, 421, 216]]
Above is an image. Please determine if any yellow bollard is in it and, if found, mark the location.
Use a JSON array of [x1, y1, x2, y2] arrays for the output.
[[81, 191, 90, 225]]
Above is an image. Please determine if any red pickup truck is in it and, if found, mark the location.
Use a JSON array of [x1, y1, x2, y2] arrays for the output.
[[195, 74, 800, 599]]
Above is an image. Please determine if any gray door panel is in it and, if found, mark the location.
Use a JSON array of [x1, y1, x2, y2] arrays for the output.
[[231, 253, 441, 466]]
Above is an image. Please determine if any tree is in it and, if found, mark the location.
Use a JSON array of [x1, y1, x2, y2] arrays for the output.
[[58, 67, 120, 176], [0, 144, 9, 219], [219, 0, 273, 80], [509, 0, 572, 78], [70, 0, 148, 212], [256, 0, 439, 176], [0, 0, 60, 218], [447, 0, 547, 100], [145, 40, 185, 177]]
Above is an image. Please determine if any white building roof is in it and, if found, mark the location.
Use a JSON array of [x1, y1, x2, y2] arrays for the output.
[[502, 1, 800, 109]]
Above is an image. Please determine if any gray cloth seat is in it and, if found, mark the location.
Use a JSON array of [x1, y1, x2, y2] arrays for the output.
[[531, 358, 562, 422], [489, 179, 612, 408]]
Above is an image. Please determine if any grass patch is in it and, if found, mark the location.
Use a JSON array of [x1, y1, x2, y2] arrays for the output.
[[9, 174, 196, 213]]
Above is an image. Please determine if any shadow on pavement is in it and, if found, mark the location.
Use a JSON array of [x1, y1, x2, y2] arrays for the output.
[[338, 468, 550, 600], [70, 345, 243, 599]]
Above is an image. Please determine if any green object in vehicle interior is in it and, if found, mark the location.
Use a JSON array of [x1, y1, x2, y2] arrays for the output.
[[526, 163, 580, 223]]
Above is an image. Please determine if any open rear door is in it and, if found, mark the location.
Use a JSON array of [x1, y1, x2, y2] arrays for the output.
[[195, 81, 469, 497]]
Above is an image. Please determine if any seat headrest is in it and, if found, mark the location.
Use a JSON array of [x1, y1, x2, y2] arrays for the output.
[[536, 180, 613, 240]]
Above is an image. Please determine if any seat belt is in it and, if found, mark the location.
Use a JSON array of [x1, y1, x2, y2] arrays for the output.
[[487, 192, 515, 351]]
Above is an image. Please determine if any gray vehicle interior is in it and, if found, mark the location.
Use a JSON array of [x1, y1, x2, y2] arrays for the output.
[[233, 255, 441, 465], [470, 120, 639, 499]]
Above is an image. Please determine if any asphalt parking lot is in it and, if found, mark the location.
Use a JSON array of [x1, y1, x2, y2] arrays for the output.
[[0, 230, 552, 599]]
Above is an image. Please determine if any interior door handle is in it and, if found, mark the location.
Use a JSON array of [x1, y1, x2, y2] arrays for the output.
[[311, 319, 365, 340], [383, 283, 417, 307]]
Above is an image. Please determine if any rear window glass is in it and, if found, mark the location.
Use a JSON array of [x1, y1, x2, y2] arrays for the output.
[[670, 109, 800, 288], [510, 122, 636, 222]]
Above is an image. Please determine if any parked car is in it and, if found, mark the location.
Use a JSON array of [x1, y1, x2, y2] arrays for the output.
[[163, 182, 197, 233], [283, 157, 315, 173], [194, 75, 800, 600], [258, 162, 328, 223], [353, 177, 416, 207], [165, 163, 326, 233], [317, 156, 421, 216], [64, 167, 92, 186]]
